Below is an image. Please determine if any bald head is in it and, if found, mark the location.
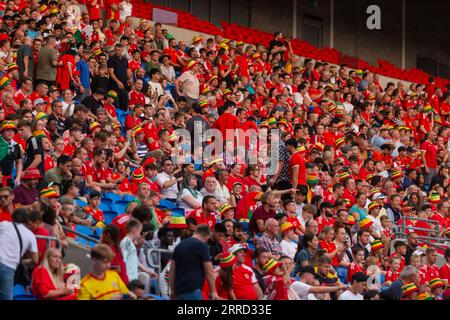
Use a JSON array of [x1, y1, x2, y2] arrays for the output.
[[23, 37, 32, 46]]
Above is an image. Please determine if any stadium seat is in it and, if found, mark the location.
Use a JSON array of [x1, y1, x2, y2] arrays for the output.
[[103, 192, 123, 202], [123, 194, 137, 202], [99, 202, 112, 212], [104, 211, 118, 224], [159, 199, 176, 210], [74, 199, 87, 209], [13, 284, 26, 296], [113, 200, 129, 215], [14, 294, 36, 300]]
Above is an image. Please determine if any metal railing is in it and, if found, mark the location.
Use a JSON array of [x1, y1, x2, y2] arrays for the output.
[[61, 225, 100, 246], [145, 248, 173, 296], [396, 216, 450, 250], [35, 235, 61, 251]]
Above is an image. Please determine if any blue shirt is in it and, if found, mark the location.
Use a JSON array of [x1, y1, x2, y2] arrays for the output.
[[76, 60, 90, 89], [349, 205, 367, 220]]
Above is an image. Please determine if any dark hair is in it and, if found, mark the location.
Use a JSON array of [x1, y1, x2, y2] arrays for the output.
[[89, 190, 102, 200], [57, 155, 72, 166], [131, 205, 153, 223], [127, 279, 145, 292], [299, 266, 315, 278], [252, 247, 268, 259], [363, 289, 380, 300], [202, 195, 216, 207], [40, 201, 57, 226], [351, 272, 368, 284], [213, 222, 227, 234], [102, 224, 121, 251]]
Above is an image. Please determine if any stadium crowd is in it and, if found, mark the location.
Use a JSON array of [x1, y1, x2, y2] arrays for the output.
[[1, 0, 450, 301]]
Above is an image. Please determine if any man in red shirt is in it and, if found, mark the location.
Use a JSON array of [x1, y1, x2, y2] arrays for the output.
[[85, 148, 114, 191], [419, 248, 441, 285], [0, 187, 14, 222], [229, 244, 262, 300], [286, 138, 306, 189], [420, 131, 438, 188], [212, 101, 241, 141], [316, 202, 336, 234], [440, 249, 450, 287], [431, 200, 450, 235], [188, 195, 219, 230], [226, 164, 245, 192]]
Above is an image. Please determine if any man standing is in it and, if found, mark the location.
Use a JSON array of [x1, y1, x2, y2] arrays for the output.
[[286, 138, 306, 191], [175, 60, 200, 107], [108, 43, 131, 110], [420, 131, 438, 191], [0, 208, 38, 300], [17, 120, 44, 185], [0, 121, 22, 187], [17, 37, 34, 82], [169, 225, 218, 300], [36, 36, 62, 87]]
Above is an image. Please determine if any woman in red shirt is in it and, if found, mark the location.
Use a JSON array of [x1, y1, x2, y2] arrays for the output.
[[100, 225, 129, 284], [243, 165, 265, 189], [215, 252, 238, 300], [31, 248, 77, 300], [319, 226, 344, 268]]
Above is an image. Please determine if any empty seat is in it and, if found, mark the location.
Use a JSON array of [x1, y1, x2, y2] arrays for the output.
[[159, 199, 176, 210]]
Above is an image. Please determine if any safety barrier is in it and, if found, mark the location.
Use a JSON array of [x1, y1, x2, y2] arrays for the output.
[[145, 248, 173, 296]]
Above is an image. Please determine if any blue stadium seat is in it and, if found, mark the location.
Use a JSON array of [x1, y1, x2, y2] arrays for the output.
[[145, 293, 164, 300], [159, 199, 176, 210], [14, 294, 36, 300], [104, 211, 118, 224], [247, 239, 254, 251], [13, 284, 26, 296], [103, 192, 123, 202], [171, 208, 185, 216], [100, 198, 114, 210], [122, 194, 136, 202], [113, 200, 129, 215], [74, 199, 88, 209]]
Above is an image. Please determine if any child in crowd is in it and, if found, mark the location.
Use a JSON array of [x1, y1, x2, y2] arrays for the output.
[[84, 190, 105, 227]]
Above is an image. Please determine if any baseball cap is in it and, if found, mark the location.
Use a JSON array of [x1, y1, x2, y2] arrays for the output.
[[34, 98, 45, 106], [228, 244, 247, 254], [373, 193, 387, 200]]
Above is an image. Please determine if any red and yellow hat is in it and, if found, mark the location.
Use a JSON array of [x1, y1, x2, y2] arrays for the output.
[[107, 90, 118, 100], [281, 222, 294, 234], [252, 53, 261, 60], [199, 99, 209, 108], [368, 202, 380, 211], [335, 137, 345, 149], [94, 48, 102, 56], [327, 102, 336, 112], [415, 292, 434, 300], [219, 252, 237, 269], [89, 122, 101, 131], [335, 108, 345, 117], [365, 174, 374, 182], [429, 278, 445, 290], [370, 239, 384, 252], [370, 188, 381, 198], [429, 193, 441, 204], [219, 204, 234, 217], [0, 75, 11, 90], [268, 117, 277, 126], [112, 123, 121, 131], [186, 60, 197, 70], [359, 218, 373, 229], [222, 88, 232, 96], [309, 143, 324, 152], [39, 4, 48, 13], [391, 170, 403, 179], [422, 104, 433, 114], [1, 120, 16, 132], [306, 174, 319, 185], [339, 172, 351, 182], [132, 168, 144, 182], [33, 130, 46, 139], [6, 62, 18, 72], [132, 125, 144, 136], [40, 187, 59, 198], [192, 35, 202, 44], [402, 283, 419, 297], [263, 258, 282, 275], [346, 215, 356, 225]]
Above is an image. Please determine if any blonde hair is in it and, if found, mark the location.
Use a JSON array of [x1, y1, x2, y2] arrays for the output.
[[41, 248, 65, 289]]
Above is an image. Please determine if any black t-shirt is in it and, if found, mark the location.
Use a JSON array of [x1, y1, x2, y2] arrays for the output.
[[107, 55, 129, 88], [1, 138, 21, 176], [81, 95, 104, 115], [23, 136, 44, 176], [172, 237, 211, 295], [207, 239, 223, 266], [269, 39, 284, 53]]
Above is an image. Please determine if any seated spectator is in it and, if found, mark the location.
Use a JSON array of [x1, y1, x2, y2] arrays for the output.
[[13, 168, 41, 208], [294, 232, 319, 274], [31, 248, 77, 300], [258, 218, 283, 259], [78, 244, 136, 300], [84, 190, 105, 227], [45, 155, 72, 185], [280, 222, 297, 259], [338, 272, 368, 300], [177, 173, 203, 213]]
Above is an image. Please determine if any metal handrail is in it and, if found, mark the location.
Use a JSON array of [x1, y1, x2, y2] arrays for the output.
[[61, 225, 100, 245], [146, 248, 173, 296], [35, 235, 61, 250]]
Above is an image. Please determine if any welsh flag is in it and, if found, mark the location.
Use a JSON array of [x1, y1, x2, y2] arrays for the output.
[[0, 137, 9, 163]]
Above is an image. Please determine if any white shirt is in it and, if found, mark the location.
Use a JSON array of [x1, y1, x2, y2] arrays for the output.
[[178, 188, 203, 213], [120, 1, 133, 21], [338, 290, 363, 300], [120, 236, 139, 281], [215, 184, 230, 204], [155, 172, 179, 199], [0, 222, 38, 269], [148, 80, 164, 97], [290, 281, 312, 300], [367, 215, 382, 237], [280, 240, 297, 259], [295, 203, 305, 217]]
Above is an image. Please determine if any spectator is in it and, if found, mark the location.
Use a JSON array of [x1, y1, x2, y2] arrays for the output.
[[155, 158, 179, 202], [31, 248, 77, 300], [0, 208, 38, 300], [78, 244, 136, 300], [13, 168, 41, 208], [294, 231, 319, 273], [0, 187, 14, 222], [290, 266, 343, 300], [258, 218, 283, 259], [338, 272, 367, 300], [169, 224, 218, 300], [101, 224, 128, 284], [249, 192, 277, 235]]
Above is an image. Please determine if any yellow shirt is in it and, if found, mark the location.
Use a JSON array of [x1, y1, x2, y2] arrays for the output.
[[77, 270, 129, 300]]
